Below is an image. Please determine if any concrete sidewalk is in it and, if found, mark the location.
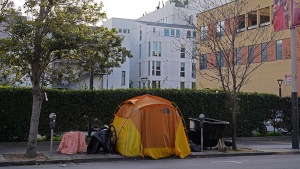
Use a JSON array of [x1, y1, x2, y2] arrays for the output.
[[1, 137, 300, 167]]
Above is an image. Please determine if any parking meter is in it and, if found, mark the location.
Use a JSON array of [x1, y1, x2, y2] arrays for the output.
[[199, 114, 205, 152], [199, 114, 205, 128], [49, 113, 56, 156], [49, 113, 56, 129]]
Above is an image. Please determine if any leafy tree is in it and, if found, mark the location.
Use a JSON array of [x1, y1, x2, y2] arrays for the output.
[[0, 0, 132, 157]]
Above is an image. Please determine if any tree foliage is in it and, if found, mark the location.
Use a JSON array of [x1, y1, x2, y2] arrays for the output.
[[0, 0, 132, 157]]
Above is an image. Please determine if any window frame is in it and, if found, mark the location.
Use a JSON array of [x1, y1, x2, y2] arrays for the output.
[[248, 45, 254, 63], [200, 54, 207, 70], [200, 26, 207, 42], [164, 29, 169, 36], [216, 20, 225, 38], [261, 43, 268, 62], [181, 44, 185, 58], [121, 71, 125, 85], [180, 63, 185, 77], [276, 40, 282, 60]]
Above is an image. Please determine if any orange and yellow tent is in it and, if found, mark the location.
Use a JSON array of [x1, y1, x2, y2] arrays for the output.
[[110, 94, 191, 159]]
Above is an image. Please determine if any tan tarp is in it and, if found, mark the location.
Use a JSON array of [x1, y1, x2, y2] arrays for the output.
[[111, 94, 191, 159]]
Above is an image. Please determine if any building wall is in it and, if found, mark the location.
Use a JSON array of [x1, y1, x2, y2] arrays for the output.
[[132, 2, 197, 89], [196, 0, 300, 96]]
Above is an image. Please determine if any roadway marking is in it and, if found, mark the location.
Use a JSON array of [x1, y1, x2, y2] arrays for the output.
[[212, 161, 243, 164]]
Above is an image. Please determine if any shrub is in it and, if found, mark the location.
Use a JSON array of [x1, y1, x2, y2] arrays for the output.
[[0, 86, 282, 141], [267, 131, 283, 136]]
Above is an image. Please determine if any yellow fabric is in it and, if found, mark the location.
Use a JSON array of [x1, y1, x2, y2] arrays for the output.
[[174, 120, 191, 158], [112, 115, 143, 157], [144, 147, 175, 159]]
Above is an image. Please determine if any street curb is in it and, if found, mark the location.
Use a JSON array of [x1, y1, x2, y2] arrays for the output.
[[1, 151, 300, 167]]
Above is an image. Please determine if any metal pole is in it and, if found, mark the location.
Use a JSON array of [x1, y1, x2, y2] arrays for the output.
[[274, 111, 276, 137], [279, 86, 282, 98], [107, 68, 108, 89], [290, 0, 299, 149], [89, 68, 93, 90], [201, 128, 203, 152], [50, 129, 53, 156]]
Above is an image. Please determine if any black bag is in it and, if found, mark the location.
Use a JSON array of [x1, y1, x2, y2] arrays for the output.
[[87, 125, 112, 154]]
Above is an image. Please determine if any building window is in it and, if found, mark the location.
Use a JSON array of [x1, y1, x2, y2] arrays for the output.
[[158, 42, 161, 57], [237, 15, 245, 32], [276, 40, 282, 60], [148, 61, 150, 76], [180, 63, 185, 77], [152, 81, 157, 88], [128, 29, 130, 33], [237, 48, 241, 65], [139, 44, 141, 59], [148, 42, 150, 57], [181, 44, 185, 58], [151, 61, 161, 76], [153, 27, 156, 33], [193, 31, 196, 38], [119, 29, 122, 33], [189, 15, 193, 23], [166, 17, 168, 23], [139, 63, 141, 77], [171, 29, 175, 37], [122, 47, 126, 62], [140, 26, 142, 41], [200, 26, 207, 42], [164, 29, 169, 36], [187, 31, 191, 38], [248, 11, 257, 30], [123, 29, 127, 33], [200, 54, 207, 70], [180, 82, 185, 89], [259, 7, 270, 27], [156, 61, 161, 76], [153, 42, 157, 56], [192, 63, 196, 79], [192, 82, 196, 89], [121, 71, 125, 85], [192, 44, 196, 59], [261, 43, 268, 62], [216, 51, 224, 67], [152, 61, 155, 76], [216, 20, 225, 38], [176, 30, 180, 37], [152, 42, 161, 57], [248, 45, 254, 63]]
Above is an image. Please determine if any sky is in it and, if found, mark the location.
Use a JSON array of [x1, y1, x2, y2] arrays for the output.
[[12, 0, 163, 21]]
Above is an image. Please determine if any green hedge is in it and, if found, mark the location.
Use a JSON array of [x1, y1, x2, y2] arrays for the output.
[[0, 86, 283, 142]]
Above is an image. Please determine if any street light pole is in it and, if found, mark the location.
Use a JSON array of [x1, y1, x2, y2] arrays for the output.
[[290, 0, 299, 149], [277, 79, 283, 98]]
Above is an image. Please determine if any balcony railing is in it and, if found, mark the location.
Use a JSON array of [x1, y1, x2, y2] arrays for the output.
[[152, 31, 181, 38]]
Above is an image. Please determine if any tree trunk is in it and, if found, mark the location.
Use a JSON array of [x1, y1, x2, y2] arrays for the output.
[[232, 100, 237, 150], [26, 80, 43, 157]]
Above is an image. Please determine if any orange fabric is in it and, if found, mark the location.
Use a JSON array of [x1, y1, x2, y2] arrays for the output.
[[57, 132, 87, 154], [112, 94, 191, 159]]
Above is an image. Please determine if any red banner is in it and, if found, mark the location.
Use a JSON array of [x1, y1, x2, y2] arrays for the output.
[[273, 0, 289, 31], [292, 0, 300, 27]]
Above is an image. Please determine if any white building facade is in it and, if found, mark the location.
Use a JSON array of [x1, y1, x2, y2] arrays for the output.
[[132, 1, 197, 89], [97, 1, 197, 89]]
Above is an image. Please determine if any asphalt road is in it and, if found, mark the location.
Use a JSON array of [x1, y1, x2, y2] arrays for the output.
[[2, 154, 300, 169]]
